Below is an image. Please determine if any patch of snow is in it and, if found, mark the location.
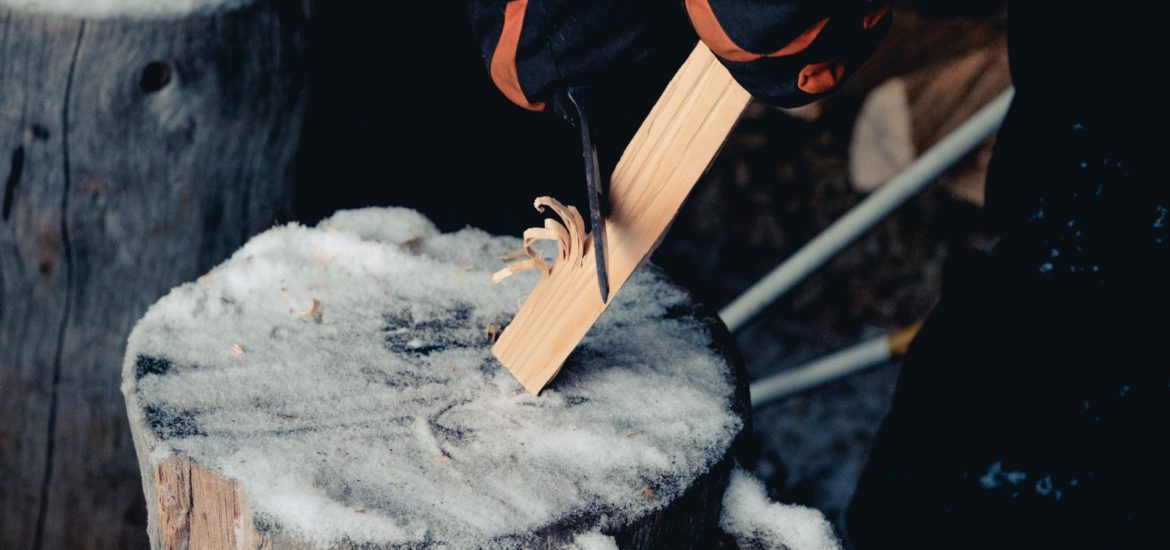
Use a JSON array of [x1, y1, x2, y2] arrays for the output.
[[123, 208, 741, 548], [567, 531, 618, 550], [1034, 475, 1053, 496], [979, 460, 1027, 490], [720, 466, 841, 550]]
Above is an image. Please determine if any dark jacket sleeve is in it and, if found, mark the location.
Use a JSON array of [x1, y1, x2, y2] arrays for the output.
[[683, 0, 891, 106]]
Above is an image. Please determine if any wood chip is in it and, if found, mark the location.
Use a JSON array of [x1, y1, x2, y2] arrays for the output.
[[230, 343, 245, 355], [625, 431, 641, 439], [484, 323, 502, 343], [296, 298, 322, 320], [641, 486, 656, 499], [399, 236, 425, 253]]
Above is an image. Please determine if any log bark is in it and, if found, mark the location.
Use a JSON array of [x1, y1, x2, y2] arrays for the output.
[[122, 210, 751, 549], [0, 2, 308, 548]]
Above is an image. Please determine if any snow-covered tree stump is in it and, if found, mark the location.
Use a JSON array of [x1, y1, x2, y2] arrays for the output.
[[122, 208, 750, 549], [0, 0, 308, 547]]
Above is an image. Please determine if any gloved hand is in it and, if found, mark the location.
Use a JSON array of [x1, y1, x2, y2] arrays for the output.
[[684, 0, 891, 106], [469, 0, 890, 113], [467, 0, 692, 121]]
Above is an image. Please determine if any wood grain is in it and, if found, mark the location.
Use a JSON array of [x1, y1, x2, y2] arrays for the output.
[[0, 2, 308, 548], [493, 44, 752, 394]]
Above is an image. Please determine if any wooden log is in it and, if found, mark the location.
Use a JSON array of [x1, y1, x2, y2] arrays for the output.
[[0, 1, 308, 548], [492, 44, 753, 394], [122, 208, 750, 549]]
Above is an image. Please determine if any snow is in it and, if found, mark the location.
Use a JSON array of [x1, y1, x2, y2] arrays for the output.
[[0, 0, 251, 18], [123, 207, 741, 548], [567, 531, 619, 550], [979, 460, 1027, 490], [720, 466, 841, 550]]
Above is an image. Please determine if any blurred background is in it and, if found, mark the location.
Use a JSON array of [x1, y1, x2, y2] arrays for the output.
[[1, 0, 1008, 547]]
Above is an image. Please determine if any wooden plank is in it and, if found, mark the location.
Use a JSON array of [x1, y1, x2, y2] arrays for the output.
[[492, 44, 752, 394]]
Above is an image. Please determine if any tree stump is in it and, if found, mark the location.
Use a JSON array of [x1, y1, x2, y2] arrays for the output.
[[122, 208, 750, 549], [0, 1, 308, 548]]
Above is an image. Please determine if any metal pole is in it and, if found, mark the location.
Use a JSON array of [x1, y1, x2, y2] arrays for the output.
[[750, 336, 890, 407], [720, 89, 1014, 333]]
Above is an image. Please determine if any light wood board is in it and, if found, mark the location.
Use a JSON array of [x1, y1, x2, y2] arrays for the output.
[[493, 44, 752, 394]]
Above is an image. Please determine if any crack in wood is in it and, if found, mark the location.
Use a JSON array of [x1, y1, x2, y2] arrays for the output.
[[31, 22, 85, 550], [2, 146, 23, 221]]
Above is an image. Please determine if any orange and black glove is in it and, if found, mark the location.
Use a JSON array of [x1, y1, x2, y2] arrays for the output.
[[471, 0, 890, 112], [683, 0, 891, 107], [468, 0, 690, 121]]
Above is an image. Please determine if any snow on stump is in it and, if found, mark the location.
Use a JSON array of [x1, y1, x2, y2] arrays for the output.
[[0, 0, 307, 547], [121, 208, 749, 549]]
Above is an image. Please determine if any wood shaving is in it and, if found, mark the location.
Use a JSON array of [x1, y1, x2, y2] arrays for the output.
[[484, 323, 502, 343], [491, 197, 586, 284], [496, 249, 529, 262], [296, 298, 322, 319], [625, 431, 641, 439], [641, 486, 656, 499], [230, 343, 245, 355]]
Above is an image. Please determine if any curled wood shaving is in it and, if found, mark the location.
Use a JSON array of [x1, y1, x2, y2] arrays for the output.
[[491, 197, 586, 284], [297, 298, 322, 319], [496, 249, 530, 262]]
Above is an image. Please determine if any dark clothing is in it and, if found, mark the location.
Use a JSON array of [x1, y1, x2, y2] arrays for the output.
[[848, 4, 1170, 548]]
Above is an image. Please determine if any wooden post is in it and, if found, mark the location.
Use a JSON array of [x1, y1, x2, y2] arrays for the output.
[[0, 1, 308, 548], [122, 209, 750, 549]]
